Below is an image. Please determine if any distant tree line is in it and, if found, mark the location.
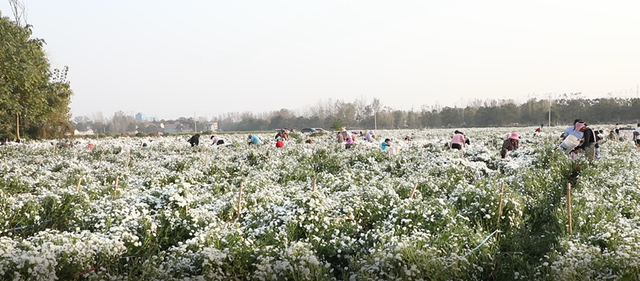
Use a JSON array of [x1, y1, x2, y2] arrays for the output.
[[72, 95, 640, 135], [214, 95, 640, 131]]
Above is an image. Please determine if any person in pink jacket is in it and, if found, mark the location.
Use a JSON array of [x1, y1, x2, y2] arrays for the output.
[[450, 130, 466, 150]]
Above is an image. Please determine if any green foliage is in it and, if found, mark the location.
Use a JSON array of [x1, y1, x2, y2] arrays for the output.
[[308, 149, 343, 174], [331, 119, 345, 131], [309, 131, 326, 137], [0, 13, 73, 140], [289, 132, 302, 141]]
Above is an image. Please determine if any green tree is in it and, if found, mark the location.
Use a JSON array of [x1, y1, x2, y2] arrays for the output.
[[331, 118, 345, 131], [127, 122, 137, 133], [0, 12, 73, 140], [146, 123, 159, 133]]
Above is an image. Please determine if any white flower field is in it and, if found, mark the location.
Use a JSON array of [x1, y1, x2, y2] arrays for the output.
[[1, 127, 640, 280]]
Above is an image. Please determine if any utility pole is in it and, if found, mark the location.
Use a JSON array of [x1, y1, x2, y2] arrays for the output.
[[460, 98, 465, 126], [374, 114, 377, 130], [548, 93, 552, 127]]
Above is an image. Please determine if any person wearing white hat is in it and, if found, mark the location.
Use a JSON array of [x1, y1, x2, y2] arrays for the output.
[[501, 132, 520, 158]]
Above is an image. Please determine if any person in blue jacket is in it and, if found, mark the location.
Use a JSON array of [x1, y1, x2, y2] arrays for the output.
[[248, 134, 262, 145], [381, 138, 392, 150]]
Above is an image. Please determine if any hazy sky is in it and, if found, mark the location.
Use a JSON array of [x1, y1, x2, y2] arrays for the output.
[[1, 1, 639, 120]]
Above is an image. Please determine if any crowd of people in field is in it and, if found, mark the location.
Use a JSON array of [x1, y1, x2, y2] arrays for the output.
[[5, 121, 639, 162], [176, 120, 638, 161]]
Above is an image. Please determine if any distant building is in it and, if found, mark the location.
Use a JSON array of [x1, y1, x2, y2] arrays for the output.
[[181, 125, 194, 133], [207, 122, 219, 132], [136, 112, 157, 122], [163, 124, 179, 133], [74, 129, 95, 135]]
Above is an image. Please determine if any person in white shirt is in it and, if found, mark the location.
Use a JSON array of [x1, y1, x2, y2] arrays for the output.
[[211, 135, 224, 145]]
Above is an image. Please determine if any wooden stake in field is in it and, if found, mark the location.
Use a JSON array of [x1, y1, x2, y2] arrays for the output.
[[76, 178, 82, 193], [496, 182, 505, 239], [236, 182, 244, 221], [185, 204, 189, 216], [113, 176, 119, 200], [16, 112, 20, 142], [410, 182, 419, 199], [205, 149, 210, 166], [312, 178, 317, 193], [99, 152, 104, 167], [567, 183, 573, 235], [125, 153, 130, 168]]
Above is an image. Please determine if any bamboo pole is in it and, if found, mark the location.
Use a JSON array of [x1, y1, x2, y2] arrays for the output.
[[496, 182, 505, 239], [497, 182, 505, 220], [16, 112, 20, 142], [567, 183, 573, 235], [125, 153, 130, 168], [76, 178, 82, 193], [113, 176, 119, 200], [236, 182, 244, 220], [410, 182, 419, 199], [185, 204, 189, 216], [312, 178, 317, 193], [205, 149, 210, 165]]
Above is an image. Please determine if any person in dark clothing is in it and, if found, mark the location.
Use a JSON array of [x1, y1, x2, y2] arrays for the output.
[[188, 134, 200, 147], [576, 124, 597, 161], [501, 132, 520, 158]]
